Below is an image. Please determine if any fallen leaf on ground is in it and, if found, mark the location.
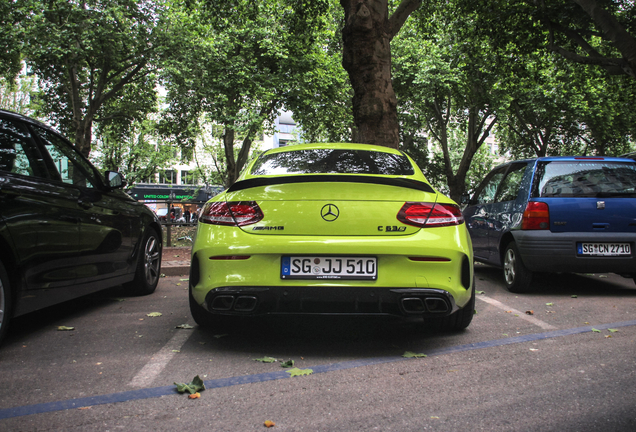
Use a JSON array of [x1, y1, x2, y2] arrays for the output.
[[264, 420, 276, 428], [402, 351, 427, 358], [605, 335, 612, 338], [280, 360, 295, 368], [188, 392, 200, 399], [254, 357, 277, 363], [530, 348, 539, 351], [174, 375, 206, 394], [546, 303, 553, 306], [476, 291, 485, 294], [525, 310, 534, 315], [214, 334, 228, 339], [608, 328, 619, 333], [180, 278, 189, 281], [287, 368, 313, 377], [176, 324, 194, 329], [57, 326, 75, 331], [147, 312, 162, 317], [592, 328, 601, 333], [571, 295, 578, 298]]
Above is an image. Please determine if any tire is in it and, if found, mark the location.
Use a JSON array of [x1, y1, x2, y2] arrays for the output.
[[0, 260, 13, 346], [124, 228, 162, 296], [189, 288, 223, 329], [425, 278, 475, 332], [503, 241, 533, 293]]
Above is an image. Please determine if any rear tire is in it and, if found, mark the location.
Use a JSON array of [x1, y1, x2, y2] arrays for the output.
[[503, 241, 533, 293], [0, 260, 13, 346], [426, 279, 475, 331], [189, 288, 223, 329], [124, 228, 162, 295]]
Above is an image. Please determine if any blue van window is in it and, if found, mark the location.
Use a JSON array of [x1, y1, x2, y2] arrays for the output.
[[533, 161, 636, 197], [495, 163, 527, 202]]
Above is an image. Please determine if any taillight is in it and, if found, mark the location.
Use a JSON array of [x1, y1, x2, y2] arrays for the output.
[[397, 202, 464, 228], [522, 201, 549, 230], [200, 201, 263, 226]]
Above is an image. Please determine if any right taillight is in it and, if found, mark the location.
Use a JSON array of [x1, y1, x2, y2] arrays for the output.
[[200, 201, 263, 226], [397, 202, 464, 228], [522, 201, 549, 230]]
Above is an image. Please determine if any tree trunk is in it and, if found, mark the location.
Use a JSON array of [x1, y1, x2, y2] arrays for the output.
[[340, 0, 399, 148]]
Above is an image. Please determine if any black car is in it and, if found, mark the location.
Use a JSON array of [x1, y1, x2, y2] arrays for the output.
[[0, 110, 162, 344]]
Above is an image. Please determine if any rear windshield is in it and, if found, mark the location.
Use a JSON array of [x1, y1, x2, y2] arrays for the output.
[[250, 149, 415, 176], [532, 161, 636, 197]]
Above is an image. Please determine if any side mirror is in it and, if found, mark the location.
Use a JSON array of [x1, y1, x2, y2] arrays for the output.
[[105, 171, 126, 189]]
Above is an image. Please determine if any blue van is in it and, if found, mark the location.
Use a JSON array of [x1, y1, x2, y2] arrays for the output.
[[462, 156, 636, 292]]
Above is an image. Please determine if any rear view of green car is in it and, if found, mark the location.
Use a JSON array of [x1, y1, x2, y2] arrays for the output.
[[189, 143, 474, 331]]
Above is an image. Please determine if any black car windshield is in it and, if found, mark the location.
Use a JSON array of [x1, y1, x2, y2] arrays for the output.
[[250, 149, 415, 176], [533, 161, 636, 197]]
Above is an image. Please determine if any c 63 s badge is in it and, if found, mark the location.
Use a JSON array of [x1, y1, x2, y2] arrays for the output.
[[378, 225, 407, 232]]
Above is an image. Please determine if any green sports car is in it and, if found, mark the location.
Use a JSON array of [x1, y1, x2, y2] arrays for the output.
[[189, 143, 475, 331]]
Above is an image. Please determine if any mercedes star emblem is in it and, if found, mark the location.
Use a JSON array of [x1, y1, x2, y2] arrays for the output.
[[321, 204, 339, 221]]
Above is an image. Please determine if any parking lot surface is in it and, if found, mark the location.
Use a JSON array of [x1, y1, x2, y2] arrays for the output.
[[0, 265, 635, 431]]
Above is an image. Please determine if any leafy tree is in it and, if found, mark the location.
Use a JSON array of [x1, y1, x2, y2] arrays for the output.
[[0, 1, 23, 81], [392, 8, 501, 202], [91, 117, 176, 187], [20, 0, 165, 157], [460, 0, 636, 79], [340, 0, 422, 148], [161, 0, 332, 187], [0, 72, 40, 116]]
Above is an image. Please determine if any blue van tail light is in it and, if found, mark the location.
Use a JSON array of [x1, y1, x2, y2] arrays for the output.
[[522, 202, 550, 230]]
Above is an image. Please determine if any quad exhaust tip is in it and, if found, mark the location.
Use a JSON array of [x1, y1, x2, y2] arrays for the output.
[[401, 296, 449, 314], [210, 295, 258, 312]]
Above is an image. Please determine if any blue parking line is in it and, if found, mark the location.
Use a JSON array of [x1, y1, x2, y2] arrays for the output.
[[1, 319, 635, 420]]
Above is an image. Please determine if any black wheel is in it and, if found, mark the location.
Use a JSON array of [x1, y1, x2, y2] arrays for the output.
[[189, 288, 223, 329], [424, 278, 475, 332], [124, 228, 162, 295], [503, 241, 533, 293], [0, 260, 13, 346]]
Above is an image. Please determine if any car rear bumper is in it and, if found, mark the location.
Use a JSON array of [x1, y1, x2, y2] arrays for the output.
[[513, 231, 636, 274], [199, 285, 460, 318]]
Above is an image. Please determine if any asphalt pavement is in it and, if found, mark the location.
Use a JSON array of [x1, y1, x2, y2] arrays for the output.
[[0, 263, 634, 431]]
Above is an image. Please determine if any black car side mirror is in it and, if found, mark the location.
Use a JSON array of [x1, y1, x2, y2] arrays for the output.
[[105, 171, 127, 189]]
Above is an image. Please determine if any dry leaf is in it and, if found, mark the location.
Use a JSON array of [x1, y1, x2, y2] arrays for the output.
[[525, 310, 534, 315], [188, 392, 201, 399], [264, 420, 276, 428]]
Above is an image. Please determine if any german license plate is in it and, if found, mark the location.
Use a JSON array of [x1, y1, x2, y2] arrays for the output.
[[281, 256, 377, 280], [577, 243, 631, 256]]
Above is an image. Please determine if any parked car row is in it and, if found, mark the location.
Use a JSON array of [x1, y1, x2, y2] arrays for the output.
[[2, 109, 635, 345], [0, 110, 163, 345]]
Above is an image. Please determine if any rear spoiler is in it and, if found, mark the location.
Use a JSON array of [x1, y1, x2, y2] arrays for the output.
[[227, 175, 435, 193]]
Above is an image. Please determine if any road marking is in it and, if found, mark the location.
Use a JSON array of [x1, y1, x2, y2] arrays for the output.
[[476, 294, 557, 330], [2, 319, 634, 420], [128, 329, 193, 388]]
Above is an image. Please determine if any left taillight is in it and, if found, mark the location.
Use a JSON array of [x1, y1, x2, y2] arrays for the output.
[[397, 202, 464, 228], [200, 201, 263, 226]]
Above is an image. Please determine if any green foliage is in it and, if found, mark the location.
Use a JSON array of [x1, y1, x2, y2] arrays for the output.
[[20, 0, 165, 155], [91, 118, 176, 187]]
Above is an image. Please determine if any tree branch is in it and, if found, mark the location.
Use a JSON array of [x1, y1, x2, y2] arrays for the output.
[[388, 0, 422, 40]]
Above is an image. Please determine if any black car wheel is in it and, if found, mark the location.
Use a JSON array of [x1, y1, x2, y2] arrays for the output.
[[124, 228, 162, 295], [0, 260, 13, 345], [503, 241, 533, 293]]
